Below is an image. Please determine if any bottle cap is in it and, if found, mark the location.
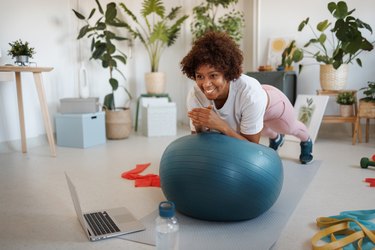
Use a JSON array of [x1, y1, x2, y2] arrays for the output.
[[159, 201, 175, 218]]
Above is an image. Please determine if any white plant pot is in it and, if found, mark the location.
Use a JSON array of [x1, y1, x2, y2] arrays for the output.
[[145, 72, 166, 94], [320, 64, 348, 90]]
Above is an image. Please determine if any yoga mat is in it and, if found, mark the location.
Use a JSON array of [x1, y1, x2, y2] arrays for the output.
[[119, 159, 321, 250]]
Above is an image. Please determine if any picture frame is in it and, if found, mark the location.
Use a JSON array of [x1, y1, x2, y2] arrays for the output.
[[267, 36, 294, 69], [285, 95, 329, 143]]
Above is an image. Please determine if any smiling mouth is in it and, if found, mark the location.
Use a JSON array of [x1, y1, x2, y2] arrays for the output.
[[204, 87, 216, 95]]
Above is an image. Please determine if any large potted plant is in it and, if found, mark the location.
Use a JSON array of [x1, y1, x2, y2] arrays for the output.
[[73, 1, 133, 139], [119, 0, 188, 94], [190, 0, 244, 43], [297, 1, 374, 90], [8, 39, 36, 66]]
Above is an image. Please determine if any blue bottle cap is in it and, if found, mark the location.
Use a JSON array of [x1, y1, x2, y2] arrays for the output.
[[159, 201, 175, 218]]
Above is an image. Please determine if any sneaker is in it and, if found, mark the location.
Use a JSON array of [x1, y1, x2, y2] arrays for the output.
[[299, 138, 313, 164], [269, 134, 285, 151]]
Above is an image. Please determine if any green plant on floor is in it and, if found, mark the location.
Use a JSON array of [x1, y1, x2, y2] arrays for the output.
[[73, 1, 132, 110], [359, 81, 375, 102], [191, 0, 244, 43], [119, 0, 189, 72], [8, 39, 35, 58], [297, 1, 374, 69], [336, 91, 355, 105]]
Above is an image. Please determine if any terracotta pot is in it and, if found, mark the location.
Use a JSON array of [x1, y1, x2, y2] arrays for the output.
[[145, 72, 165, 94], [105, 108, 132, 139], [320, 64, 348, 90]]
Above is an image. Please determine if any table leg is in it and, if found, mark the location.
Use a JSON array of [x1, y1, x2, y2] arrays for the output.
[[33, 73, 56, 157], [135, 97, 141, 132], [15, 72, 27, 153]]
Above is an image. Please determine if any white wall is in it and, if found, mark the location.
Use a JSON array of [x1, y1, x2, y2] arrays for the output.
[[0, 0, 374, 144]]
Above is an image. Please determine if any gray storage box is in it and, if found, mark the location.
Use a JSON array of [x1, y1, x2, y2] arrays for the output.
[[60, 97, 100, 114], [55, 112, 106, 148]]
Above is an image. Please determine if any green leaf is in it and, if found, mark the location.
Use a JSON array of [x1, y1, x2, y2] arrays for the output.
[[77, 25, 90, 39], [72, 9, 85, 20], [356, 58, 362, 67], [88, 8, 96, 19], [105, 2, 117, 22], [95, 0, 103, 14], [142, 0, 165, 18], [317, 20, 330, 32], [298, 18, 309, 31], [334, 1, 348, 19], [103, 93, 115, 110], [109, 78, 118, 91]]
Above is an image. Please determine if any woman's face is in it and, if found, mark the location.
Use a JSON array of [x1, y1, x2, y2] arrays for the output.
[[195, 64, 229, 101]]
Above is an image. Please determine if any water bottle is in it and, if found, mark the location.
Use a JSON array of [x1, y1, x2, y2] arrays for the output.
[[79, 62, 89, 98], [156, 201, 179, 250]]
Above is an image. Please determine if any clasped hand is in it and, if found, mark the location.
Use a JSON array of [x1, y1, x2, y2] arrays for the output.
[[188, 106, 224, 132]]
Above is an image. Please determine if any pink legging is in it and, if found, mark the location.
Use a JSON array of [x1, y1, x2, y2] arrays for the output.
[[261, 85, 309, 142]]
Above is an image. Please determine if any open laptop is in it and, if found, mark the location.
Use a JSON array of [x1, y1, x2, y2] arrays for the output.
[[65, 173, 145, 241]]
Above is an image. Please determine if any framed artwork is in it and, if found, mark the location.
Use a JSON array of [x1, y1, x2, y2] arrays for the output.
[[285, 95, 329, 143], [267, 36, 294, 69]]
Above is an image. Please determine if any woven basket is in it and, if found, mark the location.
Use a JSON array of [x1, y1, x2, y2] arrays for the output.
[[105, 108, 132, 139], [320, 64, 348, 90], [358, 100, 375, 117]]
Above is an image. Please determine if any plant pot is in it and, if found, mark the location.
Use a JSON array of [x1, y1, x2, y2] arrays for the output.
[[358, 100, 375, 117], [105, 108, 132, 139], [14, 55, 30, 66], [339, 104, 353, 117], [320, 64, 348, 90], [145, 72, 165, 94]]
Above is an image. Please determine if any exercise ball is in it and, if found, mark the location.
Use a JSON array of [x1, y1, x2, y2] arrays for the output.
[[159, 132, 283, 221]]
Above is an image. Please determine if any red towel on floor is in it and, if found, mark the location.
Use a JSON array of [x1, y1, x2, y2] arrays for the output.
[[121, 163, 160, 187]]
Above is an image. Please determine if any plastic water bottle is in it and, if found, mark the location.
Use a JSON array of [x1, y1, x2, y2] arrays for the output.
[[156, 201, 179, 250]]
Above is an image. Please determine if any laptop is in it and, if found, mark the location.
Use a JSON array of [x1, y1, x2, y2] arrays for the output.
[[65, 173, 145, 241]]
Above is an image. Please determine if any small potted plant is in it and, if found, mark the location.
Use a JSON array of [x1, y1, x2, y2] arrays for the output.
[[73, 1, 133, 139], [119, 0, 189, 94], [8, 39, 36, 66], [296, 1, 374, 90], [336, 91, 355, 117]]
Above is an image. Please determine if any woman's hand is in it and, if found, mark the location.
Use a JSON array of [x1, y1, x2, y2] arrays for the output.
[[188, 106, 224, 132]]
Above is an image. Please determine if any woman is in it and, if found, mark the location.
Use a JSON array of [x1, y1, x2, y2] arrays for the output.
[[180, 31, 313, 164]]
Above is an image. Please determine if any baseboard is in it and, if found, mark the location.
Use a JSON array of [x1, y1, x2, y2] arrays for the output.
[[0, 134, 50, 154]]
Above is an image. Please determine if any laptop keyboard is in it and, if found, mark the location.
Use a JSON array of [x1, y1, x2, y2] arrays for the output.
[[84, 211, 121, 236]]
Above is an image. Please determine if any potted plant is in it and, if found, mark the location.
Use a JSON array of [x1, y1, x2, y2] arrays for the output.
[[297, 1, 374, 90], [190, 0, 244, 43], [8, 39, 36, 66], [277, 40, 303, 71], [336, 91, 355, 117], [119, 0, 188, 94], [73, 1, 133, 139]]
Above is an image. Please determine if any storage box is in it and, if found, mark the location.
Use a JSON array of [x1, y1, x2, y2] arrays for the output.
[[142, 103, 176, 137], [55, 112, 106, 148], [60, 97, 100, 114]]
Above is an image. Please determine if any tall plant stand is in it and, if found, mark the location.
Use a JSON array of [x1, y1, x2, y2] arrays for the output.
[[316, 89, 358, 145]]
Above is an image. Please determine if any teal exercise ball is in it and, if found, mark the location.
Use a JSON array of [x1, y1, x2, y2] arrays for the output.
[[159, 133, 284, 221]]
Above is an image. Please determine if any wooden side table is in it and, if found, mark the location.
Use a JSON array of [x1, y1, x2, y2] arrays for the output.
[[0, 66, 56, 156], [316, 89, 358, 145]]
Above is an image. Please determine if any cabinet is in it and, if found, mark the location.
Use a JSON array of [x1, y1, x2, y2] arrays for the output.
[[246, 71, 296, 105], [316, 89, 358, 145]]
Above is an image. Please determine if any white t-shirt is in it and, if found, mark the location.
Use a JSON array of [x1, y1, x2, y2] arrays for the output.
[[186, 74, 267, 135]]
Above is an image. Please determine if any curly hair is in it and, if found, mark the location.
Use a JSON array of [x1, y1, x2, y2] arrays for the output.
[[180, 31, 243, 81]]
